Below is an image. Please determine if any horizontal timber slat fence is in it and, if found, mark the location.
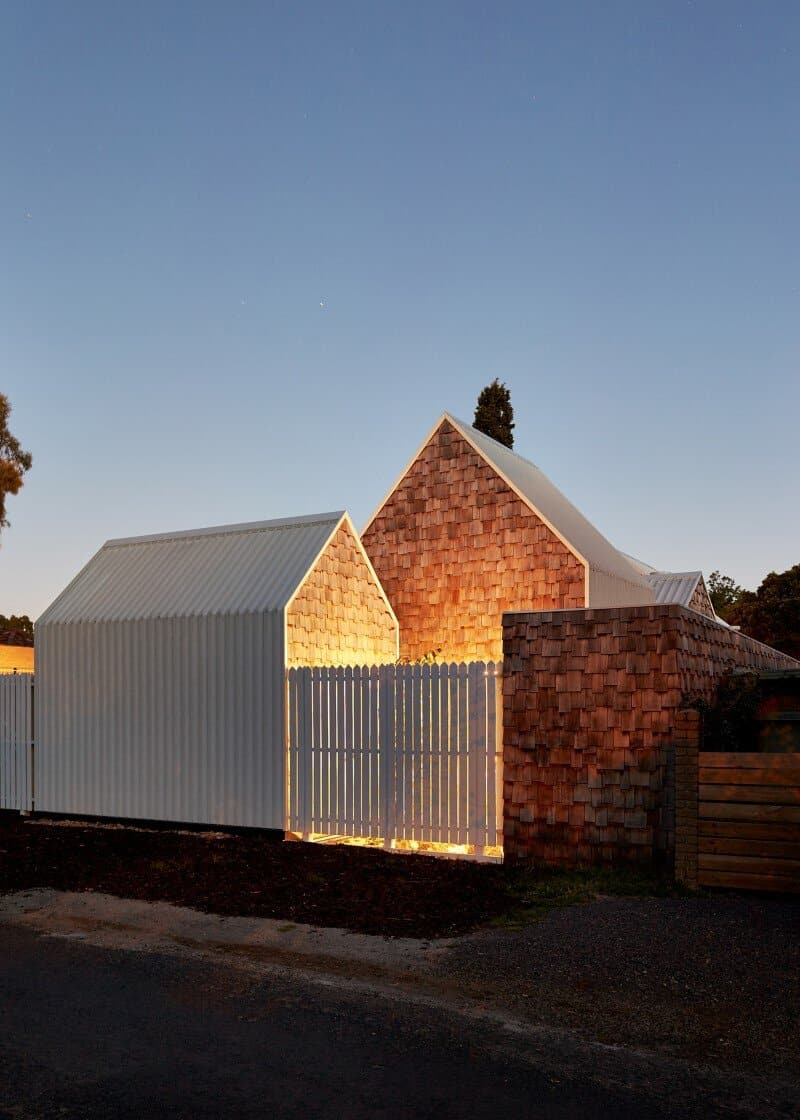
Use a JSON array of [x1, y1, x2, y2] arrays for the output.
[[287, 662, 503, 856], [0, 674, 34, 813], [698, 752, 800, 893]]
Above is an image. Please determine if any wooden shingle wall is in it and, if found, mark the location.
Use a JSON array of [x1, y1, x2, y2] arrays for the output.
[[286, 521, 397, 667], [362, 420, 585, 662], [688, 580, 715, 619], [502, 605, 798, 867]]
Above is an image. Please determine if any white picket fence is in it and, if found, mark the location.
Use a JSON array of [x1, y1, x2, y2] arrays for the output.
[[287, 662, 503, 855], [0, 674, 34, 812]]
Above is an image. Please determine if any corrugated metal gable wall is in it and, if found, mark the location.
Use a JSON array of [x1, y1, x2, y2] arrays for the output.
[[35, 611, 287, 828]]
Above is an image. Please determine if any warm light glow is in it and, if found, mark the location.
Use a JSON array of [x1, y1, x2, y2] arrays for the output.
[[302, 833, 503, 862], [0, 646, 34, 674]]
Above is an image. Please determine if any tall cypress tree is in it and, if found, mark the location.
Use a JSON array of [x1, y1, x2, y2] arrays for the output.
[[473, 379, 515, 448]]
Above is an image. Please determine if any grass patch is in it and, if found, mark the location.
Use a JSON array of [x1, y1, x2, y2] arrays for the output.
[[494, 864, 691, 927]]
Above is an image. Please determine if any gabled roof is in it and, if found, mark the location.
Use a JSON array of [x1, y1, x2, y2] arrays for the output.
[[38, 512, 348, 624], [367, 413, 653, 594], [624, 555, 712, 609], [448, 415, 653, 586], [645, 570, 705, 608]]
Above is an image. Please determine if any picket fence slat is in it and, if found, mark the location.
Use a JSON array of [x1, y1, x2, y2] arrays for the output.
[[287, 662, 502, 856], [441, 667, 452, 843], [366, 667, 377, 834], [448, 666, 460, 844], [468, 663, 482, 848]]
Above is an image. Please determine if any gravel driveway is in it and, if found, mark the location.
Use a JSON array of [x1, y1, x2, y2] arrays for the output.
[[439, 895, 800, 1074]]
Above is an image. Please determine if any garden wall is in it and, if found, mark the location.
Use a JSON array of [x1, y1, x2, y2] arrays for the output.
[[502, 604, 798, 866]]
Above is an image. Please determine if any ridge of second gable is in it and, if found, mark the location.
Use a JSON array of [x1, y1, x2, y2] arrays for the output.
[[366, 416, 586, 565]]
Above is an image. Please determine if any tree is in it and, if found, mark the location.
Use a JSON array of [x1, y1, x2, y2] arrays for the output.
[[473, 379, 515, 448], [0, 614, 34, 642], [0, 394, 32, 531], [707, 571, 745, 620], [728, 564, 800, 660]]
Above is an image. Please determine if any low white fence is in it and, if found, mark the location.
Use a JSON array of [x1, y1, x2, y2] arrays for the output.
[[287, 662, 502, 855], [0, 664, 503, 853], [0, 674, 34, 812]]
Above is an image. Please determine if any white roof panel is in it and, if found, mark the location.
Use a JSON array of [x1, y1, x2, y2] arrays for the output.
[[645, 570, 703, 607], [38, 512, 344, 624], [446, 415, 653, 591]]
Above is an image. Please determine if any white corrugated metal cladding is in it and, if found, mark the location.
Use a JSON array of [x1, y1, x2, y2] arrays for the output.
[[624, 555, 714, 614], [646, 571, 703, 607], [41, 513, 341, 623], [34, 512, 370, 829]]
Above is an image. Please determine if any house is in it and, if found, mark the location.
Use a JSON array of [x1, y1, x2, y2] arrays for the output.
[[362, 414, 712, 661], [34, 512, 397, 828]]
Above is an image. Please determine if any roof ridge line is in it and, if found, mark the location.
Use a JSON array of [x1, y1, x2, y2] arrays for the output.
[[105, 511, 346, 548], [445, 413, 543, 472]]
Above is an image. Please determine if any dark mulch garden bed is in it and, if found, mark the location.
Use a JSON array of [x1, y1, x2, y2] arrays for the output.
[[0, 813, 510, 938]]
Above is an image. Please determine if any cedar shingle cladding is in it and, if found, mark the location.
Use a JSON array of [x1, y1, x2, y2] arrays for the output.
[[286, 520, 398, 667], [362, 420, 585, 662], [688, 579, 715, 619]]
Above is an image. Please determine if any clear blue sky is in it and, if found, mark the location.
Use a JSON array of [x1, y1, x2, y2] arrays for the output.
[[2, 1, 798, 619]]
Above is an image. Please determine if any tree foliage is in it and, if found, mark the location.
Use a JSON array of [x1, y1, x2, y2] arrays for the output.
[[0, 614, 33, 641], [0, 394, 32, 531], [473, 379, 515, 448], [683, 671, 761, 752], [728, 564, 800, 660], [707, 571, 745, 620]]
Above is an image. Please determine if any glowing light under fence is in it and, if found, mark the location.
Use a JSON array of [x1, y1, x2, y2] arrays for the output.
[[301, 833, 504, 862]]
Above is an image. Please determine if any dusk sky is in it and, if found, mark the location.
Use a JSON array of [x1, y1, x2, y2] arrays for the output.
[[2, 1, 798, 619]]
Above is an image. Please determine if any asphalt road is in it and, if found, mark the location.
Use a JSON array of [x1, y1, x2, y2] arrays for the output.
[[0, 925, 787, 1120]]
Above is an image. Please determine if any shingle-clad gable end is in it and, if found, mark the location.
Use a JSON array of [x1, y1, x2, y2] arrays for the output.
[[688, 577, 715, 619], [286, 517, 398, 666], [362, 418, 587, 661], [362, 414, 658, 661]]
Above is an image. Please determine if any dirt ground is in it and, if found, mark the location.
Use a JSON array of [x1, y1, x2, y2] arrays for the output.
[[0, 813, 509, 937], [1, 812, 798, 1083]]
